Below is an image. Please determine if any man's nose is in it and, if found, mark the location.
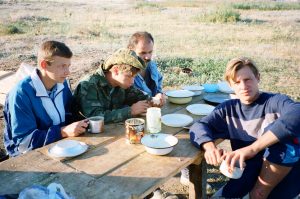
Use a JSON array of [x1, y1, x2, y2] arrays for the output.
[[65, 67, 70, 76], [144, 54, 151, 61], [240, 81, 247, 89]]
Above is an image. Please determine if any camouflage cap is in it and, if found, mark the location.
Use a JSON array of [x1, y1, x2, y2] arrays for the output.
[[102, 48, 145, 71]]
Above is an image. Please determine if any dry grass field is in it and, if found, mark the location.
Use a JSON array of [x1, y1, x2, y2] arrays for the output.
[[0, 0, 299, 198]]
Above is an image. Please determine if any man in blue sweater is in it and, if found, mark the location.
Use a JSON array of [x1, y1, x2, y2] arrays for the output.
[[190, 57, 300, 199], [4, 41, 88, 157], [128, 31, 166, 107]]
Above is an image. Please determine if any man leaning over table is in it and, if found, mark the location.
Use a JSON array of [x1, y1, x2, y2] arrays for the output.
[[127, 31, 166, 107], [72, 48, 152, 123], [189, 57, 300, 199], [4, 40, 88, 157]]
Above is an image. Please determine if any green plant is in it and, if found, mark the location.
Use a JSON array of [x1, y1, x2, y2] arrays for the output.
[[195, 7, 241, 23], [232, 2, 300, 11], [135, 2, 161, 10], [158, 57, 228, 87], [0, 23, 24, 35]]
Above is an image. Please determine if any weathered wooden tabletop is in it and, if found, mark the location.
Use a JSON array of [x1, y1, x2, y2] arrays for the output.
[[0, 93, 227, 199]]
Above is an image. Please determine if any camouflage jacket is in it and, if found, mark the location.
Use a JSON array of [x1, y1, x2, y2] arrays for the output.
[[72, 68, 149, 123]]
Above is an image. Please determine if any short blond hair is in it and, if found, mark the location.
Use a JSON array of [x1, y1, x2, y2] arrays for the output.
[[38, 40, 72, 67], [225, 57, 259, 82]]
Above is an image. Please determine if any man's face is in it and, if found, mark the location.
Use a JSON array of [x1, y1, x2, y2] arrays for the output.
[[114, 70, 136, 89], [45, 56, 71, 84], [133, 39, 154, 64], [229, 66, 260, 104]]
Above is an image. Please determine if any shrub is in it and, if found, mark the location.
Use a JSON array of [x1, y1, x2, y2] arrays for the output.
[[158, 57, 228, 87], [232, 2, 300, 11], [0, 23, 23, 35], [195, 7, 241, 23]]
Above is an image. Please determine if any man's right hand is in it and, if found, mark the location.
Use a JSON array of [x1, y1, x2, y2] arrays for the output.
[[131, 100, 151, 116], [202, 141, 224, 166], [61, 119, 89, 138]]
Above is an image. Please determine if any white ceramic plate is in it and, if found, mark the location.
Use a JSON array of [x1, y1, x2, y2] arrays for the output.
[[48, 140, 88, 158], [186, 104, 215, 115], [161, 114, 193, 127], [165, 90, 194, 98], [141, 133, 178, 155], [218, 81, 234, 94]]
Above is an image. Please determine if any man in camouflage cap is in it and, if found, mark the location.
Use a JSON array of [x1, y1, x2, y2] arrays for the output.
[[72, 48, 151, 123]]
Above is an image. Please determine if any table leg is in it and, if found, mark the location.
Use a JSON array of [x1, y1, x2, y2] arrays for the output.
[[189, 160, 207, 199]]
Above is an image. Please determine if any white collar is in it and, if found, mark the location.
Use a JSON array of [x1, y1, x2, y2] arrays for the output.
[[31, 68, 64, 97]]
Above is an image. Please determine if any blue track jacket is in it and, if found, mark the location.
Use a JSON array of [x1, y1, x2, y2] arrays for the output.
[[3, 69, 72, 157]]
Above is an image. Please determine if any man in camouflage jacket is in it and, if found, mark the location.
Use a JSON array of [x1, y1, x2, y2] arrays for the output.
[[72, 48, 151, 123]]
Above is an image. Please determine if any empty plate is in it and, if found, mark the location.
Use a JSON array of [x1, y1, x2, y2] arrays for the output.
[[161, 114, 193, 127], [203, 94, 230, 105], [186, 104, 215, 115], [218, 81, 234, 94], [48, 140, 88, 158]]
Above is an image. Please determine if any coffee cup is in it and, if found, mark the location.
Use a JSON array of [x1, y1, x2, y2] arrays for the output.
[[125, 118, 145, 144], [89, 116, 104, 133], [219, 160, 245, 179]]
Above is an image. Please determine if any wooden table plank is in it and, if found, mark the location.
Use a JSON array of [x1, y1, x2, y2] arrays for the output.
[[98, 133, 201, 199], [0, 150, 77, 195], [66, 138, 145, 177]]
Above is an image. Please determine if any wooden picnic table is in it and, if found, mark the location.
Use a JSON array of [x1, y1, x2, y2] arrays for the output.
[[0, 92, 229, 199]]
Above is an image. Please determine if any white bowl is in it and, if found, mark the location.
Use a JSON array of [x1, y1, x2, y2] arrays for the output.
[[165, 90, 194, 104], [141, 133, 178, 155], [219, 160, 244, 179], [48, 140, 88, 158]]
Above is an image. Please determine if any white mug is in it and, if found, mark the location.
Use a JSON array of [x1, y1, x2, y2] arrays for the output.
[[146, 107, 161, 133], [89, 116, 104, 133], [219, 160, 245, 179]]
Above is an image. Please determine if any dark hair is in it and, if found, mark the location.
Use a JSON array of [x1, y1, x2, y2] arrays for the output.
[[127, 31, 154, 49], [38, 40, 72, 66]]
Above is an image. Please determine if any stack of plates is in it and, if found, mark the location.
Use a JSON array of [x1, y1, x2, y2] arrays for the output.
[[182, 85, 204, 96]]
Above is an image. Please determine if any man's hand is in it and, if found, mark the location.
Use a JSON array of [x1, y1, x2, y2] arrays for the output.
[[223, 131, 280, 171], [151, 93, 167, 107], [61, 119, 89, 138], [222, 145, 256, 171], [202, 141, 224, 166], [131, 100, 151, 116]]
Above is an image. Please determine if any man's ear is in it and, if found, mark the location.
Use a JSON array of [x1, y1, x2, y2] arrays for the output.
[[40, 60, 48, 69], [111, 66, 119, 75], [256, 73, 261, 83]]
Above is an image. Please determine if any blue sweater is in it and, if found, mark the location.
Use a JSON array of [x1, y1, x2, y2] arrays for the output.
[[134, 61, 163, 97], [190, 92, 300, 157], [3, 70, 73, 157]]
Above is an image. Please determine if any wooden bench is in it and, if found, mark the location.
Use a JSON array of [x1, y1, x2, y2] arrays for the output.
[[0, 70, 16, 106]]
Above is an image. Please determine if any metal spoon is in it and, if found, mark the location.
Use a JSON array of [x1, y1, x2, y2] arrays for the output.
[[79, 111, 88, 119]]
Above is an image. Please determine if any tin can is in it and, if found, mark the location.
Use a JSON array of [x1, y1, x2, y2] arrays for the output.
[[125, 118, 145, 144]]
